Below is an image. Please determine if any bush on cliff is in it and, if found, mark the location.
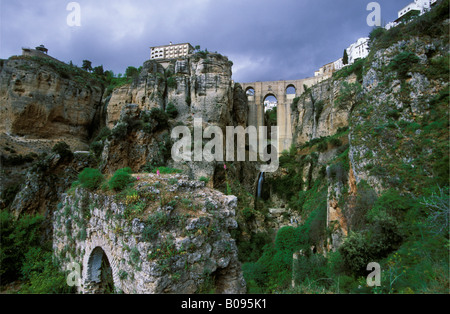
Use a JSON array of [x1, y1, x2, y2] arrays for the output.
[[78, 168, 104, 190], [108, 167, 134, 191], [52, 141, 73, 160]]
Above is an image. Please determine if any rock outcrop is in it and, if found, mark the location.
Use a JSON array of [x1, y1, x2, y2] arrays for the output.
[[106, 53, 238, 129], [0, 56, 103, 145], [53, 173, 246, 294]]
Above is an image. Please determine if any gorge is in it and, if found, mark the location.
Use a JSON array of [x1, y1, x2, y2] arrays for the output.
[[0, 0, 449, 294]]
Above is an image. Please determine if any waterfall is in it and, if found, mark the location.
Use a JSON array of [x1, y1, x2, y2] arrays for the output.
[[257, 172, 264, 199]]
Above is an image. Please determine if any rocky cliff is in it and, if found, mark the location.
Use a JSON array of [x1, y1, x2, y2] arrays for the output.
[[0, 56, 103, 147], [101, 52, 254, 189], [267, 14, 450, 252], [106, 53, 240, 128], [53, 173, 246, 293]]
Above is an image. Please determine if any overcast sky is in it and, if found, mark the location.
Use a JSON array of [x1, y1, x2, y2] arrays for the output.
[[0, 0, 412, 83]]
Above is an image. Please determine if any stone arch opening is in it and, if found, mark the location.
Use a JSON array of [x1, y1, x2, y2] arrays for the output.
[[245, 87, 255, 96], [286, 85, 296, 95], [86, 246, 115, 294], [245, 87, 255, 102], [263, 94, 278, 112]]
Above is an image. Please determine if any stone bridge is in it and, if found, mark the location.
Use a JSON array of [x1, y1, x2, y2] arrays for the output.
[[53, 174, 246, 294], [240, 76, 328, 154]]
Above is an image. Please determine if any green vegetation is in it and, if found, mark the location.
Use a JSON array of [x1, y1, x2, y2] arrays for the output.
[[52, 141, 73, 160], [368, 0, 449, 52], [78, 168, 104, 190], [166, 102, 179, 119], [333, 58, 366, 82], [108, 167, 134, 191], [0, 210, 73, 293], [265, 107, 277, 125], [150, 166, 183, 174], [388, 51, 420, 79]]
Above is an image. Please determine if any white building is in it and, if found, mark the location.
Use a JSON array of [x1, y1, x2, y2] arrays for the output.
[[397, 0, 437, 20], [346, 37, 370, 65], [264, 100, 277, 112], [314, 58, 344, 78], [150, 42, 194, 60]]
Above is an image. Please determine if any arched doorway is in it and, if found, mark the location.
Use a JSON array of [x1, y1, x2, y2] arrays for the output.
[[86, 247, 115, 294]]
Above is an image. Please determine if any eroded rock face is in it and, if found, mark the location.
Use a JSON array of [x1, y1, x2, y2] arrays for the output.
[[106, 60, 166, 128], [53, 173, 247, 294], [106, 53, 238, 128], [0, 57, 103, 142], [102, 53, 252, 188], [291, 75, 354, 146]]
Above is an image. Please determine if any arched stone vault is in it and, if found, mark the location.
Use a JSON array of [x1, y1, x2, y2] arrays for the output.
[[82, 236, 121, 293]]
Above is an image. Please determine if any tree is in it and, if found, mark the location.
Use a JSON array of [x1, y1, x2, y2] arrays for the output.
[[82, 60, 93, 72], [125, 66, 139, 79], [93, 65, 104, 77], [343, 49, 349, 65]]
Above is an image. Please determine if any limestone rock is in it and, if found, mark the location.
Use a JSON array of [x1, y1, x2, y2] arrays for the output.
[[0, 57, 103, 142], [53, 174, 246, 294]]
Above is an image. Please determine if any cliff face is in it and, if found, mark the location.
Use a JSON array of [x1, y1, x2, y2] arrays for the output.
[[106, 53, 240, 129], [0, 57, 103, 145], [291, 75, 355, 145], [280, 26, 449, 252], [102, 52, 253, 189]]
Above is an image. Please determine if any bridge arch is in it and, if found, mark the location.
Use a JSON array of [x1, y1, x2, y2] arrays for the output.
[[82, 237, 121, 293], [245, 86, 255, 96], [286, 84, 296, 96], [263, 93, 278, 111]]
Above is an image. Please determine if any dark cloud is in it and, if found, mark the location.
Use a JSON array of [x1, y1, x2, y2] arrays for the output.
[[0, 0, 412, 82]]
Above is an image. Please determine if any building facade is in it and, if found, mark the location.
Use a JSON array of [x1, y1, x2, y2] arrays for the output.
[[398, 0, 437, 20], [346, 37, 369, 65], [314, 57, 344, 78], [150, 42, 194, 60]]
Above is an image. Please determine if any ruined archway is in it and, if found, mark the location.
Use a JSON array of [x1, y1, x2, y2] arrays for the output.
[[85, 246, 115, 294]]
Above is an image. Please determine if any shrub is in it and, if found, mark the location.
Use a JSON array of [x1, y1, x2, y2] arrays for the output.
[[90, 141, 104, 158], [367, 188, 413, 220], [369, 212, 403, 258], [294, 253, 328, 286], [421, 186, 450, 236], [149, 108, 169, 129], [339, 232, 371, 275], [0, 211, 44, 283], [167, 77, 177, 89], [389, 51, 420, 79], [111, 122, 128, 140], [52, 141, 73, 159], [166, 102, 179, 119], [78, 168, 104, 190], [368, 27, 387, 48], [329, 138, 342, 148], [20, 248, 74, 294], [199, 176, 209, 184], [242, 262, 269, 291], [93, 127, 111, 142], [275, 226, 298, 252], [108, 167, 134, 191]]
